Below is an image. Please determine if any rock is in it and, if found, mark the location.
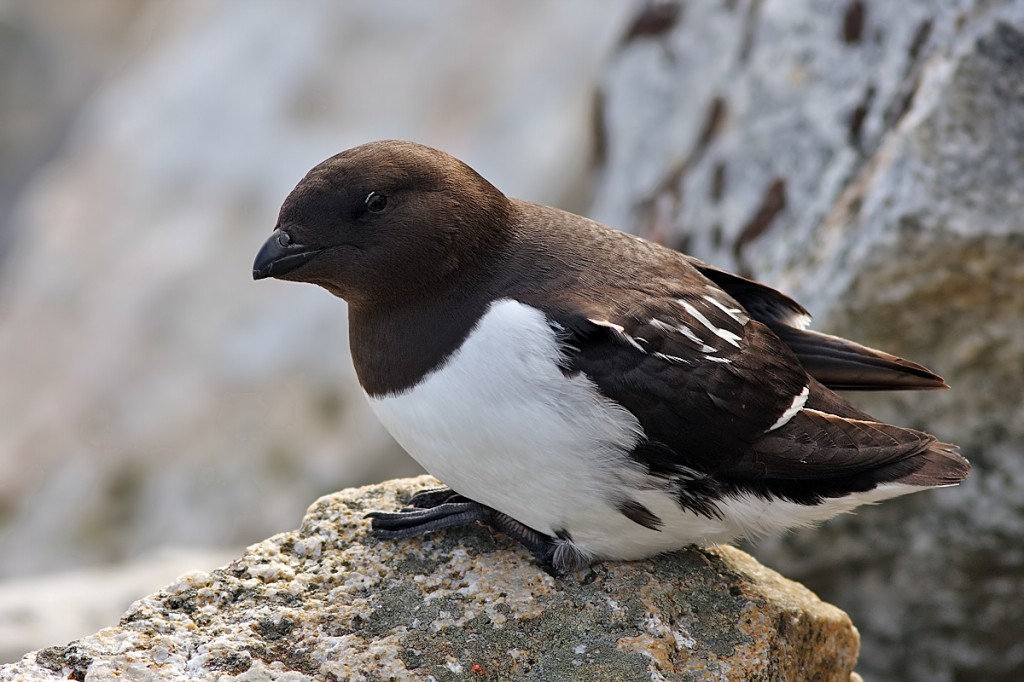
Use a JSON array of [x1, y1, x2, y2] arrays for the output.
[[0, 546, 238, 665], [594, 2, 1024, 680], [0, 477, 860, 681]]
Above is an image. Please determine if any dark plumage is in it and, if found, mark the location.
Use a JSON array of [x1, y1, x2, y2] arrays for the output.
[[253, 140, 969, 573]]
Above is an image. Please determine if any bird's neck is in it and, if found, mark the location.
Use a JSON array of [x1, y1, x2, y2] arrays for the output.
[[347, 280, 496, 398]]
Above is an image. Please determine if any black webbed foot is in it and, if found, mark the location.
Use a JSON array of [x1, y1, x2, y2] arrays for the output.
[[367, 488, 569, 575], [366, 501, 486, 539]]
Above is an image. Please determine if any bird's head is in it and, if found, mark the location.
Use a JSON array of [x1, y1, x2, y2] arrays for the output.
[[253, 140, 511, 306]]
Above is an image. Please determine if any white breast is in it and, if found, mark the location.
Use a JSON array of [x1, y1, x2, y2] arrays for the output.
[[366, 300, 642, 536]]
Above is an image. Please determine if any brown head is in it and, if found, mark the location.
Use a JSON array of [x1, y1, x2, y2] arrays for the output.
[[253, 140, 512, 306]]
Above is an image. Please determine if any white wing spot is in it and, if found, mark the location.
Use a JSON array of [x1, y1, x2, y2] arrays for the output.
[[622, 335, 645, 352], [678, 300, 743, 348], [649, 318, 676, 334], [703, 295, 750, 325], [706, 356, 732, 364], [767, 385, 810, 432], [650, 318, 717, 353], [589, 318, 645, 353], [588, 318, 625, 333], [801, 407, 885, 426], [678, 326, 717, 353], [653, 352, 689, 365], [787, 313, 813, 330]]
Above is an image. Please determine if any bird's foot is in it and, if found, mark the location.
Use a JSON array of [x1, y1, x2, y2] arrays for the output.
[[406, 486, 472, 509], [367, 488, 566, 575], [366, 501, 487, 538], [483, 509, 562, 575]]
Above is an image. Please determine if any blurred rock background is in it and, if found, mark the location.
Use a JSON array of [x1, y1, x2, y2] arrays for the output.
[[1, 1, 1022, 680], [591, 2, 1024, 681]]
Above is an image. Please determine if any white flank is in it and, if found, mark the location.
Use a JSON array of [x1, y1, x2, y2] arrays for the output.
[[767, 385, 809, 432], [721, 483, 922, 540], [678, 300, 742, 347]]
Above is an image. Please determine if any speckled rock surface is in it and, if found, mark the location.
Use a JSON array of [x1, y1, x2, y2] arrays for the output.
[[0, 477, 859, 681], [594, 3, 1024, 680]]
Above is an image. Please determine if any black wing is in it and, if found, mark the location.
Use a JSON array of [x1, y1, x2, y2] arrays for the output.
[[533, 284, 964, 507], [689, 259, 947, 390]]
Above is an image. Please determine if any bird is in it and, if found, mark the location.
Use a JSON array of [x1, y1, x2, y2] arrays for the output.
[[253, 140, 969, 574]]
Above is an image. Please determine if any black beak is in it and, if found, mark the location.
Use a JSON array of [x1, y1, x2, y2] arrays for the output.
[[253, 229, 323, 280]]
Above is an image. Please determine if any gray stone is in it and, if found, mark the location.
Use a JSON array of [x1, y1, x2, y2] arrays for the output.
[[0, 546, 238, 665], [0, 477, 860, 682], [594, 2, 1024, 680]]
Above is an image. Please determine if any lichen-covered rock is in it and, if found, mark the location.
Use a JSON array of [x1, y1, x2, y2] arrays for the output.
[[0, 477, 859, 681], [594, 3, 1024, 680]]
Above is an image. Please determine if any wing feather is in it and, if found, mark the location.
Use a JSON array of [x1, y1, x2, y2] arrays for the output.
[[688, 259, 947, 390], [529, 284, 961, 501]]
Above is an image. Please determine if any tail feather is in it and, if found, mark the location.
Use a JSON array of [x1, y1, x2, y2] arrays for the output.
[[897, 441, 970, 487], [787, 379, 970, 496]]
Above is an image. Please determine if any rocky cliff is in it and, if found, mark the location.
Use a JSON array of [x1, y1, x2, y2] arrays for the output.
[[0, 477, 860, 682]]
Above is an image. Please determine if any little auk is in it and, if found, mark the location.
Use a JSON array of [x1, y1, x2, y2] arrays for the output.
[[253, 140, 969, 573]]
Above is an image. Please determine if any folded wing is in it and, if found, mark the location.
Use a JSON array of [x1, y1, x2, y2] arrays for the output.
[[689, 259, 948, 391], [529, 276, 967, 509]]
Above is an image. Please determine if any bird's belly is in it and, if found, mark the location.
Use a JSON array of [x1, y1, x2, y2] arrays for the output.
[[365, 299, 645, 539]]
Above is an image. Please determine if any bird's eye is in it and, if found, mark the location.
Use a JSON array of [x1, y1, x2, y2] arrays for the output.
[[365, 192, 388, 213]]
